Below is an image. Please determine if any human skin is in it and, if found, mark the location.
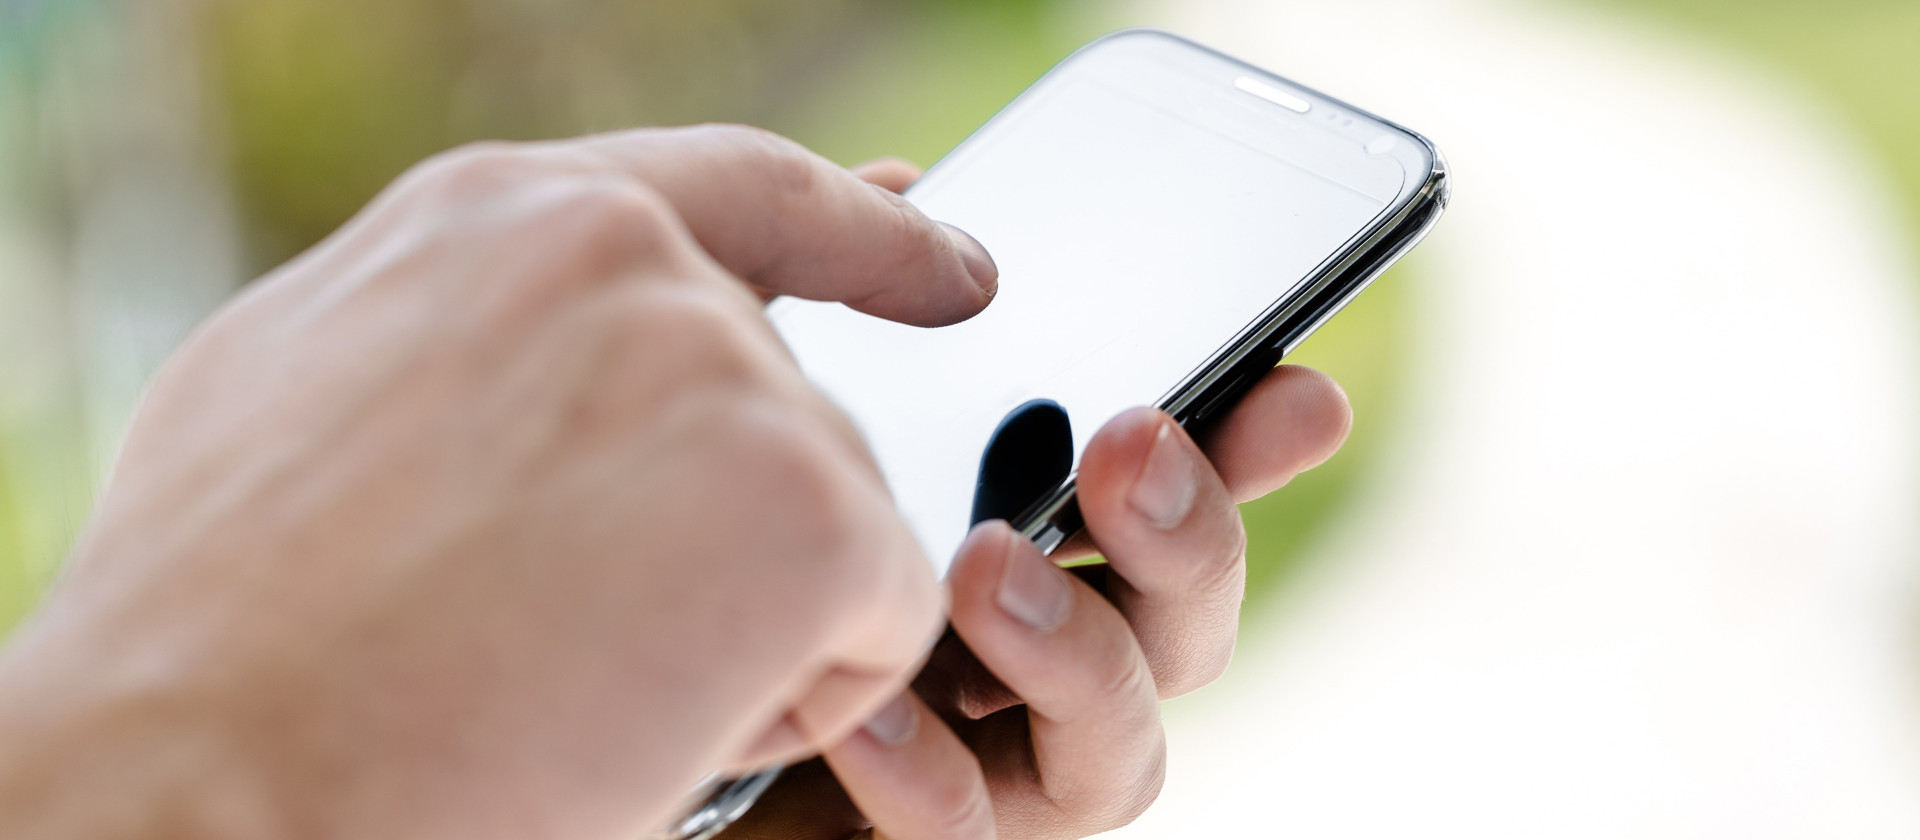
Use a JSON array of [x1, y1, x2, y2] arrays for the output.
[[717, 160, 1355, 840], [0, 132, 1352, 840]]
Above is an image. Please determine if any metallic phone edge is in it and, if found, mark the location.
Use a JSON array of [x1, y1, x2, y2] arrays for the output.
[[1015, 147, 1451, 556], [655, 28, 1452, 840]]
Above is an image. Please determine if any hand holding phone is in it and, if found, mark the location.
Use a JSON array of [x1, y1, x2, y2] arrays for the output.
[[773, 30, 1444, 569], [679, 28, 1446, 840], [0, 124, 986, 840], [704, 369, 1353, 840]]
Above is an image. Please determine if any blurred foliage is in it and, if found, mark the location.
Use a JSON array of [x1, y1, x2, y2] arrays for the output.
[[1589, 0, 1920, 226], [0, 0, 1412, 631], [196, 0, 1405, 603], [205, 0, 877, 268], [1241, 263, 1410, 599], [0, 457, 22, 625], [0, 0, 1107, 633], [0, 0, 1899, 637], [197, 0, 1121, 271]]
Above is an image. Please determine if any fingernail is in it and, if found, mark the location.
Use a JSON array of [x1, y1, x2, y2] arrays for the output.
[[864, 692, 918, 747], [1128, 421, 1198, 530], [996, 531, 1072, 631], [940, 223, 998, 298]]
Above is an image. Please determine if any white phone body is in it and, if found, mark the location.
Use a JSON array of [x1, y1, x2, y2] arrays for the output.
[[769, 29, 1449, 575], [658, 28, 1448, 840]]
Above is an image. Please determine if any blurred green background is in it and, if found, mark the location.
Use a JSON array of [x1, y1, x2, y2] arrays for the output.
[[0, 0, 1915, 635]]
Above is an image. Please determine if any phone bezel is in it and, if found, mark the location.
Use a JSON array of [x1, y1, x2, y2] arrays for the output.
[[978, 30, 1453, 555], [661, 28, 1451, 840]]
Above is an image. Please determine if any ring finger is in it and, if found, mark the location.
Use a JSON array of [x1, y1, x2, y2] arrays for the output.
[[944, 521, 1165, 838]]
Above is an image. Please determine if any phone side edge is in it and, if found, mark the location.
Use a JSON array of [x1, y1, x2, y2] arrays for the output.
[[1012, 151, 1449, 558]]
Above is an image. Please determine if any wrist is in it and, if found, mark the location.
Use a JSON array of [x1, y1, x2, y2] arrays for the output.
[[0, 617, 292, 840]]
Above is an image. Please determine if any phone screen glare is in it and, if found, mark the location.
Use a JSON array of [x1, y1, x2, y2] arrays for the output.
[[771, 63, 1396, 573]]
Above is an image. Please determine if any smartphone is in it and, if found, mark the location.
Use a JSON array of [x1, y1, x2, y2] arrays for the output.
[[657, 28, 1448, 840], [768, 29, 1448, 574]]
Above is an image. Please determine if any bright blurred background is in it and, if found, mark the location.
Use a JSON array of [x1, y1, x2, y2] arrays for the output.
[[0, 0, 1404, 640], [2, 0, 1918, 835]]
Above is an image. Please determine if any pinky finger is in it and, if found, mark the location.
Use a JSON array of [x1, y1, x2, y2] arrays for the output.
[[824, 692, 997, 840]]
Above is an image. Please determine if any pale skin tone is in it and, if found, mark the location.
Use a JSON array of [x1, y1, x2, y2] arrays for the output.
[[0, 127, 1351, 840]]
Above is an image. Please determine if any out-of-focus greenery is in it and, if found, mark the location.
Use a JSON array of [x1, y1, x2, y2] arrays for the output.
[[1588, 0, 1920, 229], [15, 0, 1913, 636], [1, 0, 1413, 634], [733, 1, 1414, 601], [0, 467, 22, 626], [0, 0, 1890, 633], [211, 0, 873, 268], [1240, 267, 1410, 597], [207, 0, 871, 268], [767, 3, 1417, 602]]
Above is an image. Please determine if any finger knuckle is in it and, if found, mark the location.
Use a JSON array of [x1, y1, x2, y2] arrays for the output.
[[920, 771, 994, 840], [1105, 745, 1168, 829], [1212, 516, 1251, 585], [1160, 505, 1246, 587], [1147, 521, 1247, 698], [534, 181, 689, 266], [619, 284, 768, 381], [1174, 637, 1236, 697], [1147, 630, 1236, 701], [695, 123, 820, 198], [679, 122, 821, 231], [1059, 736, 1166, 835], [715, 402, 878, 581], [411, 140, 541, 195], [1092, 649, 1160, 716], [868, 189, 945, 280]]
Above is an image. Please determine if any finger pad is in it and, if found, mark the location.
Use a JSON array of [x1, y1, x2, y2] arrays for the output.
[[1206, 365, 1352, 501]]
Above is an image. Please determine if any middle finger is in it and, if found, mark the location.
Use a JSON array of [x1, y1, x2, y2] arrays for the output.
[[945, 521, 1165, 838], [1072, 406, 1249, 700]]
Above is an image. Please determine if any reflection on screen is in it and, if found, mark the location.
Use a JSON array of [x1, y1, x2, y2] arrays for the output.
[[770, 69, 1392, 574]]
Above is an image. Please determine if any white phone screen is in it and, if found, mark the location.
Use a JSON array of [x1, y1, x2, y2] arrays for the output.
[[770, 34, 1415, 573]]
